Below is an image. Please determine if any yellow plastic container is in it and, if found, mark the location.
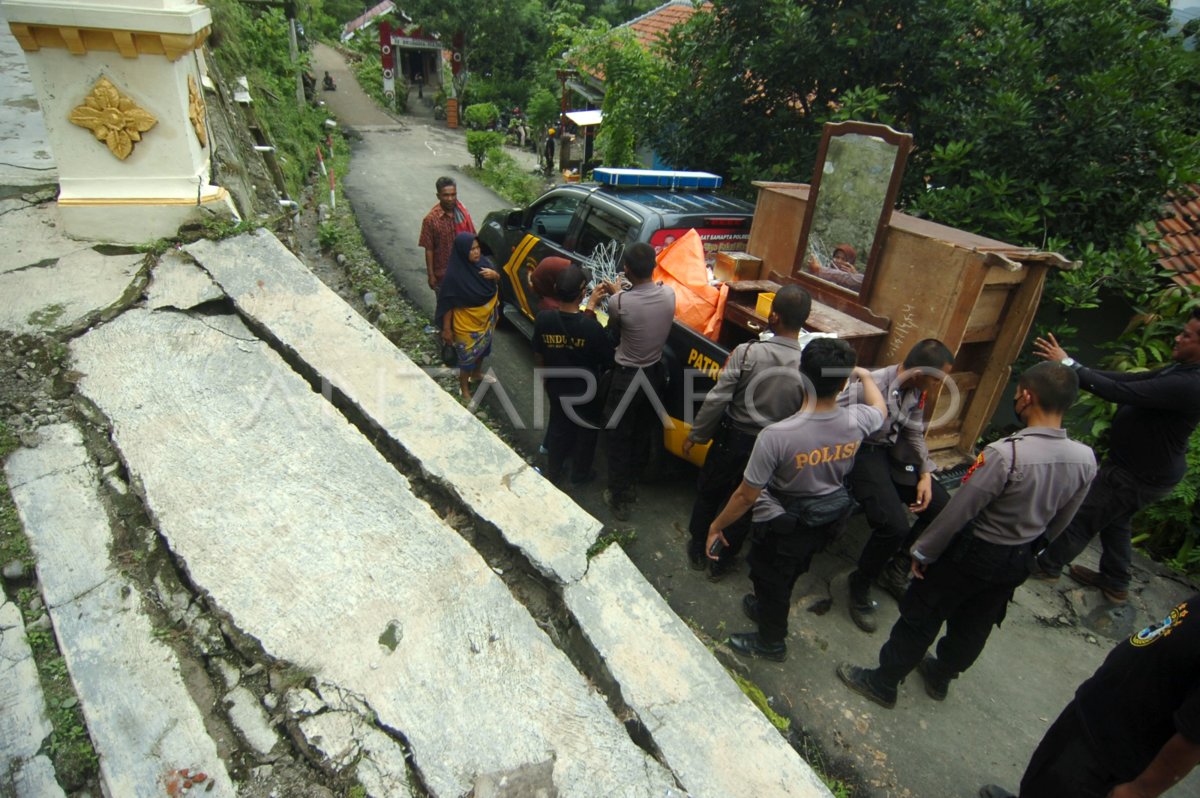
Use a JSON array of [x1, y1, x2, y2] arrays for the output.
[[755, 291, 776, 317]]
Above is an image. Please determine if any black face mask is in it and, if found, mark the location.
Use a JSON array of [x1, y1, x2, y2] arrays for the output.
[[1012, 392, 1026, 421]]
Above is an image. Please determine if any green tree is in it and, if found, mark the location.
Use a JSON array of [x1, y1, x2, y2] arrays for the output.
[[649, 0, 1199, 254]]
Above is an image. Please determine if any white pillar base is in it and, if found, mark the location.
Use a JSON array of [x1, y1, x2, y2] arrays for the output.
[[58, 185, 238, 242]]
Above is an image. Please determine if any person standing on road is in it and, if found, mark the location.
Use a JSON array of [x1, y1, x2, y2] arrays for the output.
[[532, 265, 613, 486], [434, 233, 500, 400], [838, 362, 1096, 709], [419, 176, 475, 293], [544, 129, 556, 175], [683, 284, 812, 581], [709, 338, 885, 662], [980, 592, 1200, 798], [601, 242, 675, 522], [1028, 311, 1200, 604], [841, 339, 956, 633]]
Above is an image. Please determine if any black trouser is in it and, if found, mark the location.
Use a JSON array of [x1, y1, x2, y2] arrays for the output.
[[849, 444, 950, 588], [748, 516, 837, 644], [687, 420, 758, 564], [545, 391, 599, 484], [876, 534, 1030, 688], [1018, 703, 1120, 798], [1034, 460, 1173, 592], [604, 362, 666, 504]]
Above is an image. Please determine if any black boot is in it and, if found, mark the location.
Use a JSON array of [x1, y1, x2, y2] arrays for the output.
[[728, 632, 787, 662], [917, 655, 952, 701], [848, 571, 877, 633]]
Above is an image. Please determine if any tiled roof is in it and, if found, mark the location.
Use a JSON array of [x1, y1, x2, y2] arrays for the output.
[[619, 1, 712, 49], [1152, 184, 1200, 287], [342, 1, 397, 40]]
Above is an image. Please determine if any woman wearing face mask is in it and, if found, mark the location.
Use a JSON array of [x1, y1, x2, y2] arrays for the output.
[[435, 233, 501, 399]]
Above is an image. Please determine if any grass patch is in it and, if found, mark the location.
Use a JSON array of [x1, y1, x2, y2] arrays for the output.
[[345, 46, 405, 115], [730, 671, 791, 732], [27, 303, 66, 330], [587, 527, 638, 559], [25, 625, 99, 789], [466, 147, 547, 207], [0, 420, 31, 574]]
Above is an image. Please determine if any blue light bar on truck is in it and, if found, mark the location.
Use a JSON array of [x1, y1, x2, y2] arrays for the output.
[[593, 168, 724, 189]]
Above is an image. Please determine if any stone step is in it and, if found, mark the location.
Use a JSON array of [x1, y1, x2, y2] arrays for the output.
[[183, 230, 833, 797], [70, 308, 676, 796], [185, 230, 600, 585], [4, 424, 233, 798], [0, 598, 65, 798], [569, 548, 834, 798]]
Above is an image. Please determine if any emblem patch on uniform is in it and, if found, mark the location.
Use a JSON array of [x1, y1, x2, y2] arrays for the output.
[[1130, 601, 1189, 648], [961, 451, 986, 484]]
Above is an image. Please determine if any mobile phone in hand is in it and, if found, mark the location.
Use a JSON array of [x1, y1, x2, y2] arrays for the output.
[[708, 538, 726, 558]]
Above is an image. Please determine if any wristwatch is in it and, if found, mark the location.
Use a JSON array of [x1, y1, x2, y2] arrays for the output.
[[1060, 356, 1080, 369]]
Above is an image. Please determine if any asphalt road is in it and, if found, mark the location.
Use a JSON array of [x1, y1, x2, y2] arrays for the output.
[[311, 42, 1200, 798]]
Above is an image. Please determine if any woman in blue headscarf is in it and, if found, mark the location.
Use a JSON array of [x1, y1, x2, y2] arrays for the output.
[[434, 232, 501, 399]]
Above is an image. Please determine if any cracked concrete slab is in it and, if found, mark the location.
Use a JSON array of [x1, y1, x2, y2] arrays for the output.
[[0, 202, 81, 274], [296, 709, 416, 797], [185, 230, 600, 584], [0, 5, 56, 190], [0, 599, 64, 798], [146, 250, 225, 311], [71, 309, 677, 797], [566, 547, 833, 798], [5, 424, 234, 798], [0, 243, 146, 335]]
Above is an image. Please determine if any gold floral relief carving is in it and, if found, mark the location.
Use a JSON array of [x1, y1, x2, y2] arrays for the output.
[[68, 76, 157, 161], [188, 75, 208, 148]]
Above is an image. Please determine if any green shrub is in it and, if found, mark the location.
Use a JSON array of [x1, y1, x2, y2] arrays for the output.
[[466, 131, 506, 169], [476, 147, 545, 206], [204, 0, 327, 198], [463, 102, 500, 131]]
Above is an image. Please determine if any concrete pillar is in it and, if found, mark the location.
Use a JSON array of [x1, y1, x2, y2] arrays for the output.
[[1, 0, 238, 243]]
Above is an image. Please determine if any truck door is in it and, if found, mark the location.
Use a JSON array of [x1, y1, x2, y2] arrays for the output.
[[498, 192, 584, 320]]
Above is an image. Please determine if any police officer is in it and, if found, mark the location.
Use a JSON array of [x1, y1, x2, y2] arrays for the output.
[[601, 243, 675, 522], [683, 284, 813, 580], [838, 362, 1097, 708], [708, 338, 887, 662], [842, 339, 955, 633]]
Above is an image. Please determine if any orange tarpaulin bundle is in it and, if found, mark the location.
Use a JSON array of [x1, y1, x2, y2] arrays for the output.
[[652, 229, 728, 341]]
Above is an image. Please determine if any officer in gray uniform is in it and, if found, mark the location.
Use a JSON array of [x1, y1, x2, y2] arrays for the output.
[[683, 284, 813, 580], [840, 339, 956, 632], [707, 338, 887, 662], [838, 362, 1097, 708]]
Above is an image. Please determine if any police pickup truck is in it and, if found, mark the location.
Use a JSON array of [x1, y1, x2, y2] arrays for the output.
[[477, 168, 760, 466]]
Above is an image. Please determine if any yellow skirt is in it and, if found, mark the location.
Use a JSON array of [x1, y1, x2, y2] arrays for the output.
[[450, 293, 499, 370]]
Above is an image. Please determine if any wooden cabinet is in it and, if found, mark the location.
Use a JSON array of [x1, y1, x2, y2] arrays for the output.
[[739, 182, 1071, 465]]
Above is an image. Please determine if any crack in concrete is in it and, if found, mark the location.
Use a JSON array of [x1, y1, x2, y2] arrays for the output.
[[5, 461, 91, 491], [3, 256, 60, 273], [46, 574, 113, 611]]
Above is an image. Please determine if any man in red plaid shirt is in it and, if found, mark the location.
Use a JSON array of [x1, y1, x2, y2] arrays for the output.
[[419, 176, 475, 292]]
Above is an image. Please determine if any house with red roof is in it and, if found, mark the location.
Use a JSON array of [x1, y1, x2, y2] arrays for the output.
[[1153, 184, 1200, 287]]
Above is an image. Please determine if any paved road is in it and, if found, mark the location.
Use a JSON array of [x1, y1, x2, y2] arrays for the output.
[[311, 43, 549, 459], [311, 42, 1200, 798]]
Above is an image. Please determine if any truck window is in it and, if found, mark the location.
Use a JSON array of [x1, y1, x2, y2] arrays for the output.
[[576, 206, 635, 276], [527, 194, 580, 246]]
